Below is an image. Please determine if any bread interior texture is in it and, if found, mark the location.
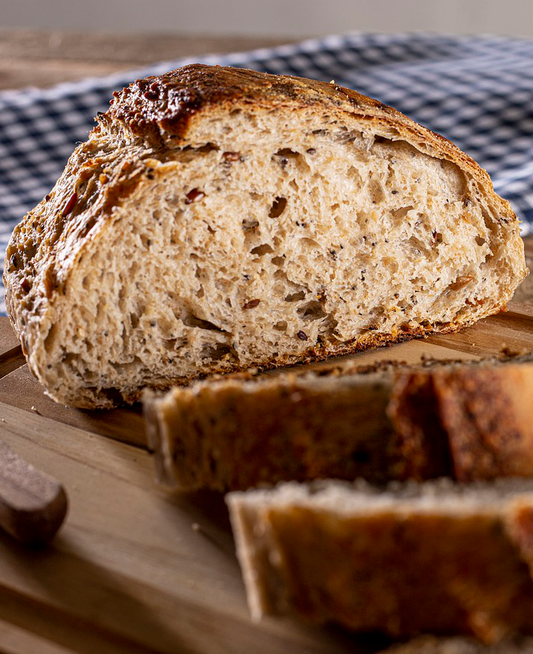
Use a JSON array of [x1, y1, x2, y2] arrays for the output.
[[34, 107, 517, 406]]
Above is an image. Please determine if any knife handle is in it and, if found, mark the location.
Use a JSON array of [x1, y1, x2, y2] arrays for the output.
[[0, 438, 68, 544]]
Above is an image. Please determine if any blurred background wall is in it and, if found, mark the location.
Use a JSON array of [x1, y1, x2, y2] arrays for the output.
[[1, 0, 532, 38]]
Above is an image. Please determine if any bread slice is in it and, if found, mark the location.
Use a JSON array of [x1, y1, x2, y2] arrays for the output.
[[226, 478, 533, 643], [3, 64, 527, 408], [144, 354, 533, 491]]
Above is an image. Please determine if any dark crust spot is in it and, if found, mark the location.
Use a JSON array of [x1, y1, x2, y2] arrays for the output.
[[89, 63, 517, 233], [102, 64, 407, 148]]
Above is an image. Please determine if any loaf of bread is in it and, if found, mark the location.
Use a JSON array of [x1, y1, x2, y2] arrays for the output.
[[144, 354, 533, 490], [3, 64, 527, 408], [226, 478, 533, 643]]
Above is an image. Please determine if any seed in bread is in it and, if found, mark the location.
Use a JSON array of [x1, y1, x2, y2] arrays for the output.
[[3, 64, 527, 408]]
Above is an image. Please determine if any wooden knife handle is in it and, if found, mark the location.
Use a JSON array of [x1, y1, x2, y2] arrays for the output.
[[0, 438, 68, 544]]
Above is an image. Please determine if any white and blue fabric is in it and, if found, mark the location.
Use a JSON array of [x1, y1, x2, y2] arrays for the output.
[[2, 32, 533, 314]]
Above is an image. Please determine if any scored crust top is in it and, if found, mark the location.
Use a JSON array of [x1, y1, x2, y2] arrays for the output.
[[99, 64, 514, 221]]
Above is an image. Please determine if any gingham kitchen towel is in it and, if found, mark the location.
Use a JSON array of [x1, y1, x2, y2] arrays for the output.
[[2, 32, 533, 314]]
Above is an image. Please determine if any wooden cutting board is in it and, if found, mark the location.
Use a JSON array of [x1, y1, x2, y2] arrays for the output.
[[1, 305, 533, 654]]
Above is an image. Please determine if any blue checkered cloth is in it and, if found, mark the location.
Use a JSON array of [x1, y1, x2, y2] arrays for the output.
[[2, 32, 533, 314]]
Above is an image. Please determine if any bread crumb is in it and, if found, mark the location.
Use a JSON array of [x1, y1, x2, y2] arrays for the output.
[[191, 522, 201, 532]]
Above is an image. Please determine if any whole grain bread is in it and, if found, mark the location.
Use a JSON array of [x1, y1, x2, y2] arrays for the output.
[[226, 478, 533, 644], [3, 64, 527, 408], [144, 354, 533, 491]]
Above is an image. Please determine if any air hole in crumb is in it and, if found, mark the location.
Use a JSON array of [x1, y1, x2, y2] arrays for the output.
[[271, 256, 285, 267], [274, 148, 299, 159], [242, 218, 259, 231], [130, 313, 140, 328], [183, 313, 226, 332], [273, 148, 300, 169], [43, 325, 58, 352], [476, 236, 486, 246], [392, 206, 414, 220], [285, 290, 306, 302], [300, 237, 320, 250], [297, 301, 326, 321], [242, 299, 260, 310], [369, 178, 385, 204], [274, 321, 287, 331], [269, 197, 287, 218], [201, 343, 233, 361], [197, 143, 219, 154], [251, 244, 274, 257], [162, 337, 187, 352], [99, 387, 124, 405]]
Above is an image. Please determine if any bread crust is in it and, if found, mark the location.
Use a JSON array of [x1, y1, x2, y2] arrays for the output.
[[103, 64, 514, 224], [3, 64, 527, 408], [146, 355, 533, 491], [227, 479, 533, 642]]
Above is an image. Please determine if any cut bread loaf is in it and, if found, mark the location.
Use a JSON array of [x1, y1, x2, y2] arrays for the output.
[[144, 354, 533, 491], [4, 64, 527, 408], [226, 478, 533, 643]]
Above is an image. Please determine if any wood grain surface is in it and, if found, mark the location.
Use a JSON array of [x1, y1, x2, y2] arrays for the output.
[[2, 30, 533, 654], [0, 29, 291, 91]]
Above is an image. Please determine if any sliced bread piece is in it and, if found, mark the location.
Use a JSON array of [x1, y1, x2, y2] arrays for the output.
[[4, 64, 527, 408], [226, 478, 533, 643], [144, 354, 533, 491]]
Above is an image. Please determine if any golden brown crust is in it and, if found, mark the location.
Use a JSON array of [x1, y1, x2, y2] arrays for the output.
[[227, 481, 533, 642], [147, 355, 533, 491], [124, 316, 468, 407], [430, 368, 533, 480], [101, 64, 515, 221], [3, 64, 526, 408]]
